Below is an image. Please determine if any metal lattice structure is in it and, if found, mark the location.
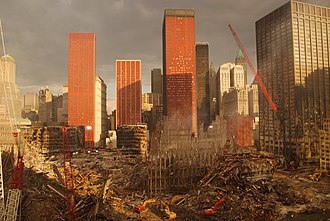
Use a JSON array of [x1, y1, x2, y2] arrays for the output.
[[0, 152, 5, 220], [62, 126, 77, 221]]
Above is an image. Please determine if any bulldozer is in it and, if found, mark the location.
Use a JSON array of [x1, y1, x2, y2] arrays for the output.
[[309, 172, 322, 182]]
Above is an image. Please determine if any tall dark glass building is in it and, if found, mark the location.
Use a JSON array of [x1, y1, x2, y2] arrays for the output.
[[196, 42, 210, 130], [256, 1, 330, 164]]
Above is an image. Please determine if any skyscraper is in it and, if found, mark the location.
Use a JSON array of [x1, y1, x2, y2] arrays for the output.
[[235, 49, 248, 86], [68, 33, 96, 146], [24, 93, 38, 111], [196, 42, 210, 130], [95, 75, 107, 147], [0, 54, 21, 146], [256, 1, 330, 163], [163, 9, 197, 135], [151, 68, 162, 95], [230, 65, 245, 89], [38, 87, 53, 123], [116, 60, 142, 126]]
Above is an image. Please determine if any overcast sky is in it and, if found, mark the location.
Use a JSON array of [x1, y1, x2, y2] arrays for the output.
[[1, 0, 329, 112]]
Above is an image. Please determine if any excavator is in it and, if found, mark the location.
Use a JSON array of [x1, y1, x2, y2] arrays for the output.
[[309, 172, 323, 182], [136, 198, 177, 220], [135, 199, 156, 213], [203, 198, 226, 215], [161, 200, 176, 220]]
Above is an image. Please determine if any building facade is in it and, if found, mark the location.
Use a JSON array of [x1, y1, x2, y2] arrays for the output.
[[256, 1, 330, 164], [0, 55, 22, 146], [95, 76, 107, 147], [57, 84, 68, 123], [196, 42, 210, 130], [320, 118, 330, 174], [248, 83, 259, 118], [209, 63, 218, 122], [38, 87, 53, 124], [68, 33, 96, 146], [235, 49, 248, 86], [116, 60, 142, 126], [230, 65, 245, 89], [23, 93, 39, 111], [222, 88, 249, 118], [142, 93, 162, 112], [151, 68, 162, 95], [163, 9, 197, 135]]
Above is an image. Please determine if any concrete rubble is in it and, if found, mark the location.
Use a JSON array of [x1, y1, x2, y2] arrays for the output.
[[1, 142, 329, 220]]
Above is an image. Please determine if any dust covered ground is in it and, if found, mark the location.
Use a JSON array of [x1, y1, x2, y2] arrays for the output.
[[2, 148, 329, 221]]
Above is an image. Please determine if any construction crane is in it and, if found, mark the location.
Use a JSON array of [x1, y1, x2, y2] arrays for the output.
[[0, 19, 24, 221], [228, 24, 295, 164], [228, 24, 278, 113], [62, 126, 77, 221], [3, 130, 23, 221]]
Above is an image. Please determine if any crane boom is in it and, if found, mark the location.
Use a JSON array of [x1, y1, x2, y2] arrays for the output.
[[228, 24, 278, 113]]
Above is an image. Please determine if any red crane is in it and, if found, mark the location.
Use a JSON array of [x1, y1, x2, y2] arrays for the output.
[[3, 130, 24, 221], [62, 126, 77, 221], [228, 24, 278, 113]]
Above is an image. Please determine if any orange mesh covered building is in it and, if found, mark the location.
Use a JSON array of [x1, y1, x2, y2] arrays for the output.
[[227, 115, 253, 147], [68, 33, 95, 146], [162, 9, 197, 135]]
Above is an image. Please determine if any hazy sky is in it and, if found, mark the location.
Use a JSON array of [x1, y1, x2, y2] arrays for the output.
[[1, 0, 329, 112]]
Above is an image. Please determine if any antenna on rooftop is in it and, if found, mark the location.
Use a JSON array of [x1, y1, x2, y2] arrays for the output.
[[0, 19, 7, 56]]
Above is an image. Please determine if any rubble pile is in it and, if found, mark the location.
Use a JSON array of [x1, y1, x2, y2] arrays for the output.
[[2, 144, 328, 221], [19, 149, 146, 221], [172, 152, 309, 221]]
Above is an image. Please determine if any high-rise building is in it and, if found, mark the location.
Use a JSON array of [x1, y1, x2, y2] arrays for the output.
[[222, 88, 249, 117], [235, 49, 248, 86], [217, 63, 234, 97], [256, 1, 330, 163], [116, 60, 142, 126], [0, 54, 22, 146], [57, 84, 68, 123], [23, 92, 39, 111], [216, 62, 234, 115], [142, 93, 162, 112], [95, 76, 107, 147], [68, 33, 96, 146], [196, 42, 210, 130], [248, 83, 259, 118], [230, 65, 245, 89], [38, 87, 53, 124], [163, 9, 197, 135], [209, 63, 218, 122], [151, 68, 162, 95]]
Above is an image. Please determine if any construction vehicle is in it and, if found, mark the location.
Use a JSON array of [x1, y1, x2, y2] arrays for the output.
[[309, 172, 322, 182], [135, 199, 156, 213], [170, 195, 186, 205], [203, 198, 226, 215], [160, 201, 177, 220]]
